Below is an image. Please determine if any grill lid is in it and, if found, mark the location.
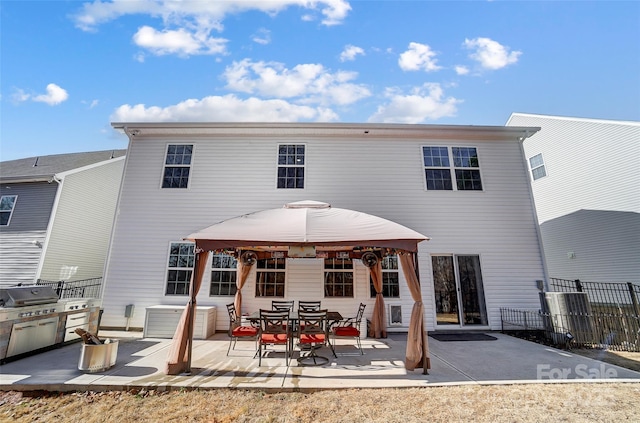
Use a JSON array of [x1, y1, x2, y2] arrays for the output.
[[0, 286, 59, 307]]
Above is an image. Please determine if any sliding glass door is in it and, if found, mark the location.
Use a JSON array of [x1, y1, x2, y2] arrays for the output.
[[432, 255, 488, 327]]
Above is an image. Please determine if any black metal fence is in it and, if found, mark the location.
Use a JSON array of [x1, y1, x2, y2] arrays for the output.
[[36, 277, 103, 300], [500, 307, 640, 352], [549, 278, 640, 317]]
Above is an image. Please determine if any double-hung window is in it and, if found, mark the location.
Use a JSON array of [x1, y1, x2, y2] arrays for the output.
[[369, 255, 400, 298], [0, 195, 17, 226], [423, 146, 483, 191], [162, 144, 193, 188], [529, 153, 547, 180], [255, 258, 286, 297], [277, 144, 305, 189], [324, 258, 354, 297], [210, 253, 237, 296], [165, 242, 195, 295]]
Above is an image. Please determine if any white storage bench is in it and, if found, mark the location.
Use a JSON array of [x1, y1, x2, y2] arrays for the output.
[[143, 305, 216, 339]]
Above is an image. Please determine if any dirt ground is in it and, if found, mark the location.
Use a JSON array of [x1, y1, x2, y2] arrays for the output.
[[571, 348, 640, 372], [1, 383, 639, 423]]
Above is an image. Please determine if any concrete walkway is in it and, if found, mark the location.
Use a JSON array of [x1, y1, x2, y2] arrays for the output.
[[1, 332, 638, 392]]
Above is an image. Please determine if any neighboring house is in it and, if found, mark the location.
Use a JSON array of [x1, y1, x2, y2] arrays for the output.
[[506, 113, 640, 283], [101, 122, 546, 334], [0, 150, 126, 286]]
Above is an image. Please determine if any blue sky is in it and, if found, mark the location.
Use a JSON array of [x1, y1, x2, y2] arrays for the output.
[[1, 1, 639, 161]]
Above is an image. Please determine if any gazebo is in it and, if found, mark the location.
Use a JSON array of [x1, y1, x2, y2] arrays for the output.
[[165, 200, 431, 375]]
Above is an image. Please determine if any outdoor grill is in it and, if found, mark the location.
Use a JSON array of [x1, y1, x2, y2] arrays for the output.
[[0, 286, 59, 308]]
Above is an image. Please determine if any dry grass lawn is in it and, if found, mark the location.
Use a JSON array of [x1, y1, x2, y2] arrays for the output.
[[1, 383, 639, 423]]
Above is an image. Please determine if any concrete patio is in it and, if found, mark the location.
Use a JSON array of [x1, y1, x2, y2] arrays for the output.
[[1, 331, 639, 392]]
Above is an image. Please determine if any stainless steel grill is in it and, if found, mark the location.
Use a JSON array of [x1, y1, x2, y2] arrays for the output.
[[0, 286, 59, 308]]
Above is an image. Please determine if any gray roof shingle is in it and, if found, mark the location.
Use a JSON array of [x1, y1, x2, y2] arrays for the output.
[[0, 150, 126, 181]]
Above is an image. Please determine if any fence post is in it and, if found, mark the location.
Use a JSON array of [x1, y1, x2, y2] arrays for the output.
[[574, 279, 583, 292], [628, 282, 640, 318], [55, 280, 64, 298]]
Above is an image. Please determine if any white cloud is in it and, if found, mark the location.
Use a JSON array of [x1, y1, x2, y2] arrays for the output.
[[25, 83, 69, 105], [133, 25, 227, 56], [82, 99, 100, 109], [340, 44, 364, 62], [368, 83, 460, 123], [398, 42, 441, 72], [110, 94, 339, 122], [222, 59, 370, 105], [73, 0, 351, 32], [11, 88, 30, 103], [464, 37, 522, 70], [252, 28, 271, 45], [455, 65, 469, 75]]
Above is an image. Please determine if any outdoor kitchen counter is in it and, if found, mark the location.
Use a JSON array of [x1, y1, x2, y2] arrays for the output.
[[0, 301, 101, 362]]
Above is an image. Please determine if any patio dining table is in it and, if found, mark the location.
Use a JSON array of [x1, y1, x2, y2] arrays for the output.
[[247, 310, 343, 366], [246, 310, 343, 326]]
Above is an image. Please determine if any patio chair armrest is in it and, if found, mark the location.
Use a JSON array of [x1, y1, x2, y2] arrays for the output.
[[335, 317, 357, 327]]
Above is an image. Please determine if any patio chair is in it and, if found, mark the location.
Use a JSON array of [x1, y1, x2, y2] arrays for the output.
[[296, 310, 331, 366], [226, 303, 259, 356], [271, 300, 295, 311], [258, 309, 292, 366], [331, 303, 366, 356], [298, 300, 322, 312]]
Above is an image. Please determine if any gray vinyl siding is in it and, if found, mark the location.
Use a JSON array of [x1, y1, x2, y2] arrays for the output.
[[0, 182, 57, 231], [0, 182, 56, 286], [507, 114, 640, 283], [102, 130, 545, 331], [39, 158, 125, 282]]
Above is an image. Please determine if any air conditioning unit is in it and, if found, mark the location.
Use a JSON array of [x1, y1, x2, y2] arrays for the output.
[[540, 292, 594, 345]]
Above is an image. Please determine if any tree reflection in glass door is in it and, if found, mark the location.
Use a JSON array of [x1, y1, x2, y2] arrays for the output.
[[432, 256, 459, 325], [432, 255, 488, 327]]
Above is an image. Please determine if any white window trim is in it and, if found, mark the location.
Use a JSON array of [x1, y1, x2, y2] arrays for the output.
[[421, 145, 484, 192], [275, 143, 306, 190], [529, 153, 547, 181], [255, 258, 287, 297], [0, 195, 18, 226], [160, 143, 195, 189], [164, 241, 195, 296], [324, 258, 355, 298], [209, 253, 238, 297]]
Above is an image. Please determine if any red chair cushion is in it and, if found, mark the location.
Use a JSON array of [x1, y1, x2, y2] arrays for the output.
[[232, 326, 258, 337], [300, 334, 325, 344], [333, 326, 360, 337], [261, 333, 288, 344]]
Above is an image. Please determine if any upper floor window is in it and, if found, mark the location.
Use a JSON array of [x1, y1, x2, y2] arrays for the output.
[[0, 195, 17, 226], [529, 153, 547, 180], [324, 258, 354, 297], [370, 255, 400, 298], [210, 253, 237, 296], [165, 242, 194, 295], [255, 258, 286, 297], [277, 144, 305, 189], [423, 146, 483, 191], [162, 144, 193, 188]]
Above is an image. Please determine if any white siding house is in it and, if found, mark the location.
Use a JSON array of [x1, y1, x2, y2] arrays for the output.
[[101, 123, 546, 333], [506, 113, 640, 283], [0, 150, 126, 286]]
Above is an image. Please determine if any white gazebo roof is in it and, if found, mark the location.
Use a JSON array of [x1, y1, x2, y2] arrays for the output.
[[185, 200, 429, 253]]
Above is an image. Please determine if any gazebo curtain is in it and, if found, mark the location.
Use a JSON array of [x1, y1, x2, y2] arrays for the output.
[[165, 250, 210, 375], [368, 261, 387, 338], [233, 260, 254, 316], [400, 252, 430, 373]]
